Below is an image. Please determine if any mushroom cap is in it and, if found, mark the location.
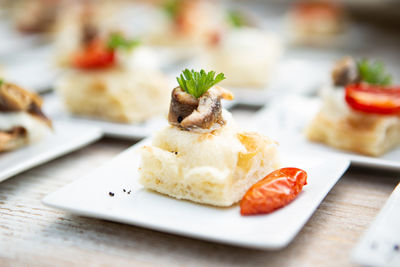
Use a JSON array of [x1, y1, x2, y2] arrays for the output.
[[167, 86, 233, 131]]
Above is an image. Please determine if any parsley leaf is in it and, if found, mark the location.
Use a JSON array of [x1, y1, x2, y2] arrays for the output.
[[227, 10, 245, 28], [177, 69, 226, 98], [163, 0, 180, 19], [107, 33, 140, 50], [357, 59, 392, 86], [0, 79, 3, 87]]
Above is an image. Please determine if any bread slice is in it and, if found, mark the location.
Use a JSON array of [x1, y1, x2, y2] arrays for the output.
[[139, 112, 280, 207], [56, 68, 169, 123], [306, 90, 400, 156]]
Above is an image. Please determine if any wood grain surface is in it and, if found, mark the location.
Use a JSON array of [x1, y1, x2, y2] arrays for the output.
[[0, 113, 399, 267]]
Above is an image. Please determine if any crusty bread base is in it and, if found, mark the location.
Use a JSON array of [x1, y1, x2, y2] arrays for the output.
[[57, 68, 169, 123], [139, 115, 280, 207], [306, 108, 400, 157]]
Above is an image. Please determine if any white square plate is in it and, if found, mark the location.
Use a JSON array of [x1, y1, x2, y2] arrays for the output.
[[43, 137, 349, 249], [3, 45, 60, 93], [43, 94, 236, 140], [251, 96, 400, 171], [0, 121, 102, 183]]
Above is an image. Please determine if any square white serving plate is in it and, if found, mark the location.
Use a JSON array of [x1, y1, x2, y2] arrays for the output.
[[251, 95, 400, 171], [43, 137, 350, 249], [0, 19, 42, 57], [3, 45, 60, 93], [43, 94, 236, 140], [0, 121, 102, 183]]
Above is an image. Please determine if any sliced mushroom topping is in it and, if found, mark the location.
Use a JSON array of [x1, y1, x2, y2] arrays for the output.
[[82, 22, 98, 45], [0, 82, 52, 127], [0, 126, 28, 152], [332, 56, 360, 87], [168, 87, 199, 126], [168, 86, 233, 130]]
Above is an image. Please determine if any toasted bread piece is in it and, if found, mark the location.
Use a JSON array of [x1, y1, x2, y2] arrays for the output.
[[139, 111, 280, 206], [57, 68, 169, 123], [306, 94, 400, 156]]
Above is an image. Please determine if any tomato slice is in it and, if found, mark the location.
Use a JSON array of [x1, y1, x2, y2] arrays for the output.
[[345, 83, 400, 115], [240, 168, 307, 216], [73, 39, 115, 69]]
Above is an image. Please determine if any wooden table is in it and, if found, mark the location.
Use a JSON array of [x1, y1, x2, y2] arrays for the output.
[[0, 107, 399, 267]]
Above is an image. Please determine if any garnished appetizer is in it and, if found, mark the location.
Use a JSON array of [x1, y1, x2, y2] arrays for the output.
[[56, 31, 169, 123], [0, 79, 52, 152], [13, 0, 61, 34], [190, 6, 283, 88], [53, 1, 127, 67], [306, 56, 400, 156], [205, 26, 282, 88], [140, 69, 307, 211], [286, 1, 346, 46], [145, 0, 226, 48]]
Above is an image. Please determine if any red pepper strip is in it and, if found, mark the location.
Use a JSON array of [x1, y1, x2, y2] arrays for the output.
[[345, 83, 400, 115], [73, 38, 115, 69], [240, 168, 307, 216]]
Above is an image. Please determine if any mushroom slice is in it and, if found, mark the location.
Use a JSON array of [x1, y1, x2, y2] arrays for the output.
[[0, 126, 28, 152], [168, 86, 234, 130], [332, 56, 360, 87], [168, 87, 199, 127], [0, 82, 52, 128]]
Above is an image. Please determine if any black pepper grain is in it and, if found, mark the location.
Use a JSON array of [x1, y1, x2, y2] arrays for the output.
[[123, 189, 126, 192], [177, 116, 183, 123], [109, 192, 115, 197], [394, 244, 399, 251]]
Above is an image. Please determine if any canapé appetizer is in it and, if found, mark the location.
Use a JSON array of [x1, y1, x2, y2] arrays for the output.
[[56, 31, 169, 123], [286, 1, 346, 46], [0, 79, 52, 152], [53, 1, 125, 67], [185, 6, 283, 88], [13, 0, 62, 34], [306, 57, 400, 156], [206, 27, 282, 88], [139, 69, 282, 207], [145, 0, 226, 48]]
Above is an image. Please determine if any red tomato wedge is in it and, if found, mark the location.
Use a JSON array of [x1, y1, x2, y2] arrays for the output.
[[73, 39, 115, 69], [240, 168, 307, 216], [345, 83, 400, 115]]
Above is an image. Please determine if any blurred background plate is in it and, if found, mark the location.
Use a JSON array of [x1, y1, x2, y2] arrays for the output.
[[0, 121, 102, 183], [2, 45, 60, 93]]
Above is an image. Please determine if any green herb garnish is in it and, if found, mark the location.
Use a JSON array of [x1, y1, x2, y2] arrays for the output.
[[107, 33, 140, 50], [162, 0, 180, 19], [357, 59, 392, 86], [177, 69, 226, 98], [0, 79, 3, 87], [227, 10, 245, 28]]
